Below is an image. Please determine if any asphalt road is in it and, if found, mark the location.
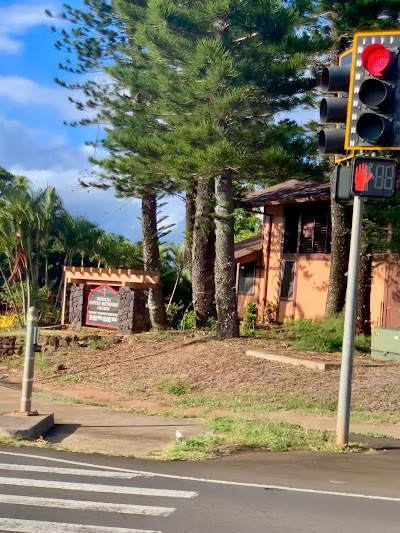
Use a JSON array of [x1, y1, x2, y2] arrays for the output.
[[0, 446, 400, 532]]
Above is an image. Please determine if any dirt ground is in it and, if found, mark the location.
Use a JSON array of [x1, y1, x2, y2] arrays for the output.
[[1, 332, 400, 415]]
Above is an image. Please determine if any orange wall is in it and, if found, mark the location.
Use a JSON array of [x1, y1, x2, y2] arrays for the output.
[[264, 206, 284, 317], [371, 262, 386, 327], [292, 256, 330, 320], [277, 257, 386, 325], [236, 205, 389, 326]]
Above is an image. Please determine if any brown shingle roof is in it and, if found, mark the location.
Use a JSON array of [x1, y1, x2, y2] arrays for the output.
[[245, 179, 330, 207], [234, 235, 262, 260]]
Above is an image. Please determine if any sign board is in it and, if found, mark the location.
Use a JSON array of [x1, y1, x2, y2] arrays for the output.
[[85, 284, 120, 329], [351, 156, 396, 198]]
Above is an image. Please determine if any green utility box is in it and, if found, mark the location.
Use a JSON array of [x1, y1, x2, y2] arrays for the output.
[[371, 327, 400, 361]]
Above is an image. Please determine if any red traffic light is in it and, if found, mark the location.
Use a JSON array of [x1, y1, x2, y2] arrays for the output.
[[361, 44, 392, 77]]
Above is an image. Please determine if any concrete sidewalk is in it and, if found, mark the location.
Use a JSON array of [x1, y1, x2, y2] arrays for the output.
[[0, 383, 205, 457], [2, 381, 400, 458]]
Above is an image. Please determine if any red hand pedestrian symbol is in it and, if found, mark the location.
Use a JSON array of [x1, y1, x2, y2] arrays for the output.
[[354, 162, 373, 192]]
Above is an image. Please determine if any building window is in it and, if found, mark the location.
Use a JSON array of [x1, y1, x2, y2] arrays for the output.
[[239, 262, 256, 294], [283, 207, 300, 254], [299, 207, 331, 254], [280, 260, 295, 300], [283, 203, 331, 255]]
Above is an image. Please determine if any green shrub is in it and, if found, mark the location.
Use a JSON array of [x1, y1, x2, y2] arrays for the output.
[[281, 315, 370, 353], [243, 303, 257, 335], [204, 316, 217, 332], [180, 311, 196, 330], [167, 302, 185, 328]]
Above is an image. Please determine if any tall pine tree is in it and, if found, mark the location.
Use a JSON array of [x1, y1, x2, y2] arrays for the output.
[[50, 0, 326, 337], [310, 0, 400, 318], [127, 0, 326, 337]]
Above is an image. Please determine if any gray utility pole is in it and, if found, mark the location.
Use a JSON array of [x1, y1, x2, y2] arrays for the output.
[[336, 195, 364, 446], [20, 306, 39, 415]]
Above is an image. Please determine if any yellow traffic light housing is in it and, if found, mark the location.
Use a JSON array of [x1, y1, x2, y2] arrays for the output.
[[345, 31, 400, 151]]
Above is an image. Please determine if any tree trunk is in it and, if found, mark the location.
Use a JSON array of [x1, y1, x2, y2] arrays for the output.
[[325, 172, 350, 317], [191, 178, 216, 328], [214, 173, 239, 338], [357, 247, 372, 336], [185, 184, 196, 277], [141, 193, 168, 330]]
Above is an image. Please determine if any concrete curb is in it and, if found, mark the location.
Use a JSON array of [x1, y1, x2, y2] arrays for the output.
[[246, 350, 340, 371], [0, 413, 54, 440]]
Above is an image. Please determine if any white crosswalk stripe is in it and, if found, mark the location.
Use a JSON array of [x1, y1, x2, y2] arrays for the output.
[[0, 494, 175, 516], [0, 518, 161, 532], [0, 463, 149, 478], [0, 462, 198, 532], [0, 476, 197, 498]]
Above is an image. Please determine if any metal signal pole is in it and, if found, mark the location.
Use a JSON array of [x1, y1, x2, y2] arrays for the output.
[[20, 306, 39, 415], [336, 195, 364, 446]]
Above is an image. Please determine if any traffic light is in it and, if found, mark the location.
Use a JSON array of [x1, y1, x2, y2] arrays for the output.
[[345, 31, 400, 151], [351, 155, 396, 198], [318, 50, 352, 155]]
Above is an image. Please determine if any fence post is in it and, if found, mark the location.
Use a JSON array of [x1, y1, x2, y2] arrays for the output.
[[20, 306, 38, 415]]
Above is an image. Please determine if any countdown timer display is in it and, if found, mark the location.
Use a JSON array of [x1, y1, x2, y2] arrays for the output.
[[351, 156, 396, 198]]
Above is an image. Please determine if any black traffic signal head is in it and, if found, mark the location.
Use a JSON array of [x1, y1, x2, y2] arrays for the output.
[[345, 32, 400, 151], [318, 50, 352, 156]]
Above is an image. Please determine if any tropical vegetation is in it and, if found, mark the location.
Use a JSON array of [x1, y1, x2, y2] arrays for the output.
[[0, 173, 144, 323]]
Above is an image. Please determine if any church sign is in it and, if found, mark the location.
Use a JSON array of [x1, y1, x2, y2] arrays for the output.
[[85, 284, 120, 329]]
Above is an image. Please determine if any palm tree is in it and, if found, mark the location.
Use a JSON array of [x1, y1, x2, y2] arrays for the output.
[[164, 243, 189, 311]]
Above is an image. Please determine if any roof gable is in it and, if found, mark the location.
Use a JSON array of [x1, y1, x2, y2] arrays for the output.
[[245, 180, 330, 207]]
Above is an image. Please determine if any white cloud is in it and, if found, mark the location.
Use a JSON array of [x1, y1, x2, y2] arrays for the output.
[[0, 2, 55, 54], [0, 114, 185, 241], [0, 76, 94, 120]]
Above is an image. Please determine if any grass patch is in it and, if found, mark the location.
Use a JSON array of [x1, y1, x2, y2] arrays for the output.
[[5, 356, 23, 369], [154, 435, 221, 461], [175, 391, 400, 426], [158, 378, 191, 396], [278, 316, 370, 353], [57, 374, 84, 383], [175, 392, 337, 416], [33, 390, 196, 419], [357, 431, 394, 439], [351, 411, 400, 425], [85, 336, 113, 350], [0, 435, 49, 448], [155, 417, 365, 460], [206, 417, 339, 451], [33, 352, 53, 376]]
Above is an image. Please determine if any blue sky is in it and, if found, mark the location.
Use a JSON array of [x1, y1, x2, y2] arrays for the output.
[[0, 0, 185, 242]]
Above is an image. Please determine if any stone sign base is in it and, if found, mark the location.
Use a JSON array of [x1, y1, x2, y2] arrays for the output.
[[68, 284, 151, 333], [118, 287, 151, 334]]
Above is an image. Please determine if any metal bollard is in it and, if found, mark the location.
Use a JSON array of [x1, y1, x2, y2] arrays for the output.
[[20, 306, 39, 415]]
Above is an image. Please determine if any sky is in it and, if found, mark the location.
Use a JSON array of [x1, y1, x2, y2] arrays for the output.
[[0, 0, 185, 242]]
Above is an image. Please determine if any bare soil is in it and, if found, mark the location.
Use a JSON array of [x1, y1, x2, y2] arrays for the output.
[[1, 332, 399, 415]]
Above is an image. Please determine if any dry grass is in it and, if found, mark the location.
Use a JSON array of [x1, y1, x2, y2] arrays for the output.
[[1, 331, 399, 419]]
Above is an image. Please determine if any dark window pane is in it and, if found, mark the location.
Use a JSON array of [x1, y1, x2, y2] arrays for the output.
[[299, 203, 331, 254], [313, 210, 330, 253], [283, 207, 299, 254], [239, 262, 256, 294], [299, 213, 314, 254], [280, 260, 295, 299]]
